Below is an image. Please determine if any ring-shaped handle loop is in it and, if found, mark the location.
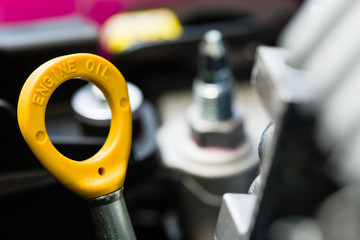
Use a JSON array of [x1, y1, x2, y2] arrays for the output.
[[17, 53, 132, 199]]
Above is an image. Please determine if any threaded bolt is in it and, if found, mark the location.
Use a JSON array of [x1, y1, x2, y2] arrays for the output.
[[188, 30, 244, 148], [194, 30, 234, 122]]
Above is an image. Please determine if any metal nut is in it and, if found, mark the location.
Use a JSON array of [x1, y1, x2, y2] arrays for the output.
[[187, 105, 245, 148]]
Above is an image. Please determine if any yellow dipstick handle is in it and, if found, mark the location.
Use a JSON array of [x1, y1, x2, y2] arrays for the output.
[[17, 53, 132, 199]]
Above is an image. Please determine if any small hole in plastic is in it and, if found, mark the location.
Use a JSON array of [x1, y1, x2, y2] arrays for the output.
[[120, 97, 129, 108], [36, 131, 46, 143], [98, 167, 105, 176]]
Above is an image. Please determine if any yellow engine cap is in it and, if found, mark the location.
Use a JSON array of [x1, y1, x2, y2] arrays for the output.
[[101, 8, 183, 54], [17, 53, 132, 199]]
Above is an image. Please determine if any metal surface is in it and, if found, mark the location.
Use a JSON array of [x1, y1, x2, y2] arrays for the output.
[[248, 175, 261, 196], [248, 43, 339, 240], [214, 194, 257, 240], [258, 121, 275, 162], [250, 46, 307, 120], [87, 188, 136, 240], [71, 82, 143, 127], [247, 104, 338, 240], [244, 1, 360, 239]]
